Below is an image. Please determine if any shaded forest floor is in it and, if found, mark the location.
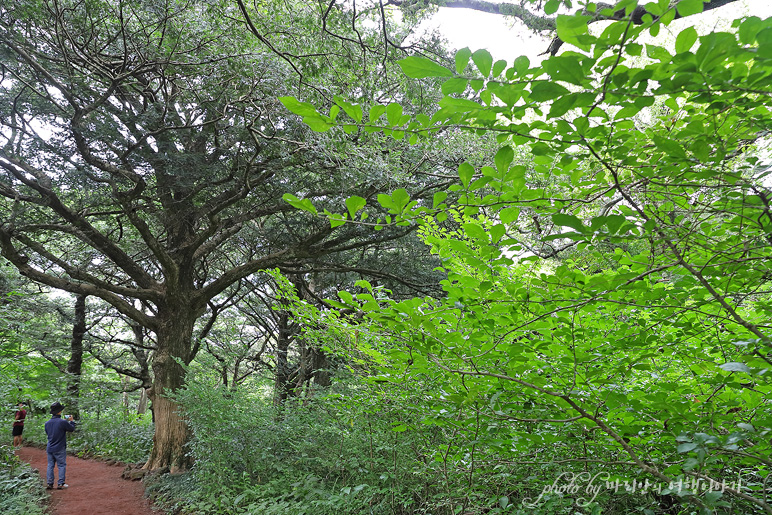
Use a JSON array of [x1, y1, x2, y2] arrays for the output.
[[16, 446, 158, 515]]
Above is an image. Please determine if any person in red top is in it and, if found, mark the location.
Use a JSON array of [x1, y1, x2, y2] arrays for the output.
[[12, 401, 26, 448]]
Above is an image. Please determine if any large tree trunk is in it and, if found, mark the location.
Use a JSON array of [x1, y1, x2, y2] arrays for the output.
[[143, 305, 197, 472], [66, 294, 86, 419]]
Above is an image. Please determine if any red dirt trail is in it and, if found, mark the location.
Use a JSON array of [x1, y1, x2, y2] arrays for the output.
[[16, 446, 158, 515]]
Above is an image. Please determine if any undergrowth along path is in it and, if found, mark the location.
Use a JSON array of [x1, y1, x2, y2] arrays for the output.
[[16, 446, 158, 515]]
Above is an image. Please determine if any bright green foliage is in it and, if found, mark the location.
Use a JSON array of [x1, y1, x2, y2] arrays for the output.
[[285, 2, 772, 513]]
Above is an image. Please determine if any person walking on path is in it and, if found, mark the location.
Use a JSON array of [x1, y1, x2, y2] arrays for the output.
[[12, 401, 27, 448], [45, 401, 76, 490]]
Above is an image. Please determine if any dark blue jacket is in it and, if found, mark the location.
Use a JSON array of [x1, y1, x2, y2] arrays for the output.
[[45, 415, 76, 453]]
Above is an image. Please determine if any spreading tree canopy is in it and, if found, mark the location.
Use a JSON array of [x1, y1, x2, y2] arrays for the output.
[[0, 0, 457, 470]]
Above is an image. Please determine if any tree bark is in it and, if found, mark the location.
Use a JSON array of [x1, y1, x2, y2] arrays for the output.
[[143, 303, 197, 472], [273, 311, 294, 406], [311, 347, 332, 387], [66, 294, 86, 419]]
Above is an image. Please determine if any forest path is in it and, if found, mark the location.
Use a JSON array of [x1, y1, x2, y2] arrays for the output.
[[16, 446, 158, 515]]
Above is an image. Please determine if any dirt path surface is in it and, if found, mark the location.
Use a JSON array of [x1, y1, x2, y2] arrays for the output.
[[16, 446, 158, 515]]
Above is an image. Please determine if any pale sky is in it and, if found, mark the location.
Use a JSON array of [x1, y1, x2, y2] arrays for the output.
[[429, 0, 772, 63]]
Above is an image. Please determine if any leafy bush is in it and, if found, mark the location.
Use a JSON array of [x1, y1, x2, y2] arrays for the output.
[[162, 374, 454, 515], [162, 373, 641, 515], [21, 408, 153, 464], [70, 410, 154, 463], [0, 444, 46, 515]]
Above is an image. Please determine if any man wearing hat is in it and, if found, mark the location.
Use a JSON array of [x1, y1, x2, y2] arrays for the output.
[[45, 401, 76, 490]]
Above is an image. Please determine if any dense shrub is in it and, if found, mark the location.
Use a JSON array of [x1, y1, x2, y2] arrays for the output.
[[0, 444, 46, 515], [147, 368, 717, 515], [165, 375, 451, 515]]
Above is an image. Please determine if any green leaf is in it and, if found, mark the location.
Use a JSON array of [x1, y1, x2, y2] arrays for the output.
[[279, 96, 320, 117], [676, 0, 704, 17], [492, 59, 507, 77], [738, 17, 763, 45], [705, 491, 723, 504], [282, 193, 317, 215], [529, 81, 570, 102], [442, 78, 468, 96], [603, 214, 626, 234], [458, 162, 474, 188], [433, 191, 447, 208], [500, 207, 520, 224], [544, 55, 588, 86], [677, 442, 698, 453], [544, 0, 560, 15], [695, 32, 737, 72], [530, 142, 552, 156], [398, 56, 454, 78], [719, 362, 751, 374], [438, 97, 483, 113], [552, 213, 585, 232], [386, 103, 404, 126], [651, 134, 687, 159], [369, 105, 386, 123], [303, 116, 332, 132], [495, 146, 514, 172], [455, 47, 472, 74], [491, 83, 523, 106], [556, 14, 591, 49], [683, 457, 700, 471], [333, 96, 363, 123], [675, 26, 698, 54], [645, 1, 665, 16], [462, 222, 489, 242], [472, 49, 493, 77], [646, 44, 671, 61], [391, 188, 411, 211], [513, 55, 530, 75], [377, 193, 393, 211], [490, 224, 505, 243], [345, 195, 366, 218], [329, 213, 347, 228], [549, 92, 595, 118]]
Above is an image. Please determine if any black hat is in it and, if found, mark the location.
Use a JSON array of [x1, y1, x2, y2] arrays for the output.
[[50, 402, 64, 414]]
